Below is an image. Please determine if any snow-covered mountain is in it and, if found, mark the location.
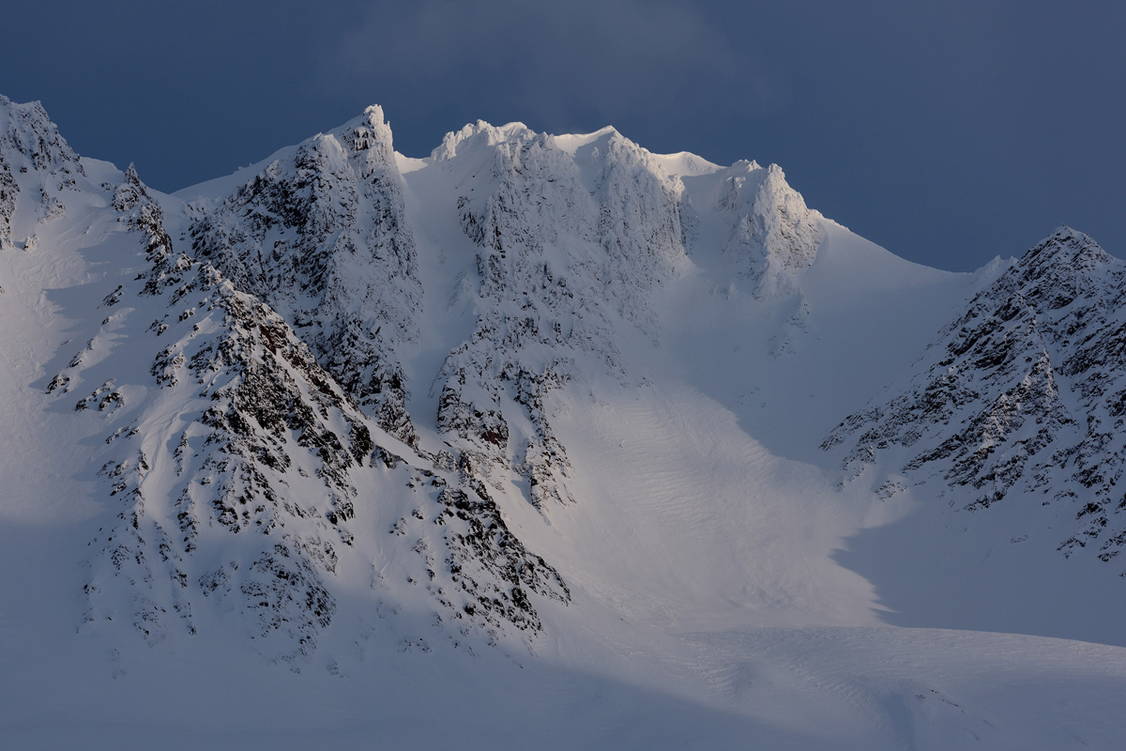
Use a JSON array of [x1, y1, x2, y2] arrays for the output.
[[825, 227, 1126, 564], [3, 94, 1126, 750]]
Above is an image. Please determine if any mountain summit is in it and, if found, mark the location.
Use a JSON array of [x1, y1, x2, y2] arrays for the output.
[[3, 96, 1126, 749]]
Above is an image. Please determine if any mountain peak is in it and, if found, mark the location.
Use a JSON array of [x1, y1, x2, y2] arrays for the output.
[[1020, 225, 1113, 271], [361, 103, 386, 125], [324, 103, 395, 162], [8, 87, 1126, 747], [431, 119, 535, 160], [0, 94, 81, 174], [0, 93, 44, 124]]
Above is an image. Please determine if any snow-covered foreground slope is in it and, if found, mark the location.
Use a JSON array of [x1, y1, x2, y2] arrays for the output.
[[6, 623, 1126, 750], [4, 94, 1126, 749]]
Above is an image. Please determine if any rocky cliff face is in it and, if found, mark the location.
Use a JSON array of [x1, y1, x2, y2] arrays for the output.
[[422, 120, 828, 507], [712, 161, 824, 295], [17, 93, 1124, 669], [431, 122, 690, 507], [182, 113, 830, 515], [9, 90, 1126, 749], [71, 102, 838, 658], [70, 167, 377, 660], [823, 228, 1126, 567], [3, 98, 569, 666], [0, 94, 83, 252], [186, 106, 422, 446]]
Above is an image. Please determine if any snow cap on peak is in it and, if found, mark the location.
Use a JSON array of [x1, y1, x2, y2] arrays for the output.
[[431, 119, 535, 160], [111, 161, 157, 216], [0, 93, 81, 174], [0, 95, 53, 135], [0, 93, 42, 125], [118, 162, 152, 193], [578, 124, 624, 144], [1047, 225, 1097, 247], [1021, 226, 1112, 270], [361, 104, 386, 126], [757, 164, 811, 208], [331, 104, 395, 160], [547, 125, 637, 159], [975, 253, 1009, 276]]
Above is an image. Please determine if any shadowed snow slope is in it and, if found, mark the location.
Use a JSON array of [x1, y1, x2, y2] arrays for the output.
[[3, 94, 1126, 749]]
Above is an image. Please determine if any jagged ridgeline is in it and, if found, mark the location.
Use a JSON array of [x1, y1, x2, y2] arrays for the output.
[[186, 107, 423, 447], [8, 85, 1124, 675], [823, 228, 1126, 567], [1, 93, 825, 662], [2, 96, 569, 664], [2, 94, 828, 662], [179, 111, 826, 514]]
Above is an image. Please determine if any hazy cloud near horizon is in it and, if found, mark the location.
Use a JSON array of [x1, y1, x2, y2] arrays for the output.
[[1, 0, 1122, 271]]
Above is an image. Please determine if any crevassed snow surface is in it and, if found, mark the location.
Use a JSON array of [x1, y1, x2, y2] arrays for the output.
[[3, 96, 1126, 750]]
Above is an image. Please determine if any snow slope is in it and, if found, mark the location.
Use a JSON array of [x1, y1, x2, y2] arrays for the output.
[[3, 94, 1126, 749]]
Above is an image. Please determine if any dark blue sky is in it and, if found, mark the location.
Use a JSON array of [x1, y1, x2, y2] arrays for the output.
[[2, 1, 1122, 270]]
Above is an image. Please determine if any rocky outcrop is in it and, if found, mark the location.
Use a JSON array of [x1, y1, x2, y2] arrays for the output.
[[0, 95, 83, 249], [433, 123, 693, 507], [187, 106, 422, 445], [37, 161, 569, 663], [823, 228, 1126, 567], [181, 111, 833, 517], [68, 168, 371, 660], [714, 161, 824, 296]]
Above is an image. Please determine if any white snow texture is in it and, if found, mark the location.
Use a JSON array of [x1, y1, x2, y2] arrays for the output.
[[2, 94, 1126, 749]]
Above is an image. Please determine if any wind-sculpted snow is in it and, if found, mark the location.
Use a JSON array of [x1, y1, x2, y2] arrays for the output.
[[824, 227, 1126, 568]]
